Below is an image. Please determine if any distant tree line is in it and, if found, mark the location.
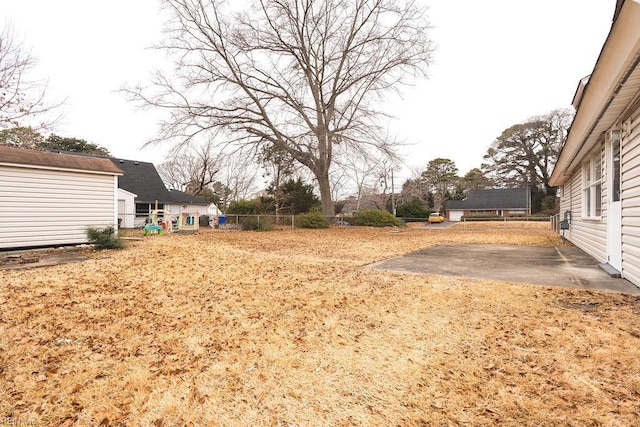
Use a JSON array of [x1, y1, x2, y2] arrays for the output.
[[0, 126, 111, 156]]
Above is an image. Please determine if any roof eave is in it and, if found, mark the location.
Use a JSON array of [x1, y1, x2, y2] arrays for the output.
[[550, 0, 640, 187]]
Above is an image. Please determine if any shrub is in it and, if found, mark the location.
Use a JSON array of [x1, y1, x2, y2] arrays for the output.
[[396, 198, 430, 219], [227, 199, 263, 215], [240, 216, 274, 231], [352, 209, 402, 227], [86, 226, 125, 249], [296, 211, 330, 229]]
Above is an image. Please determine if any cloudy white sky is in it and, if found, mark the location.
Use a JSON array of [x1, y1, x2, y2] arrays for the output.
[[3, 0, 614, 186]]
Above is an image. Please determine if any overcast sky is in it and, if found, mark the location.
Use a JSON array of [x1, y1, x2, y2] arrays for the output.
[[3, 0, 614, 186]]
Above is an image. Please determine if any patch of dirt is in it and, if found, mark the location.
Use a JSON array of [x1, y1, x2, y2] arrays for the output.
[[0, 249, 89, 270]]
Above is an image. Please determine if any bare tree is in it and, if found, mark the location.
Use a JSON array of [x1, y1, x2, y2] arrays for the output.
[[398, 167, 428, 204], [0, 23, 62, 129], [260, 145, 299, 219], [216, 151, 259, 205], [126, 0, 433, 217], [158, 140, 221, 197]]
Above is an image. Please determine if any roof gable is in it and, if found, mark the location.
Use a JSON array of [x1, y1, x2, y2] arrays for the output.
[[110, 158, 172, 203], [110, 158, 207, 205], [0, 146, 122, 175]]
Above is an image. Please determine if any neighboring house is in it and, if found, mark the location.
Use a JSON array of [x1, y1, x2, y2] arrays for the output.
[[111, 158, 210, 227], [166, 188, 211, 217], [0, 146, 122, 249], [445, 188, 531, 222], [549, 0, 640, 287]]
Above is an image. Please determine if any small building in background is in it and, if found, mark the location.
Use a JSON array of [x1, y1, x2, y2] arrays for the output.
[[111, 158, 209, 228], [445, 188, 531, 222]]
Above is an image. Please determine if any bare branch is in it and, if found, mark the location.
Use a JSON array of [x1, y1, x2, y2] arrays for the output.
[[125, 0, 434, 215], [0, 22, 64, 130]]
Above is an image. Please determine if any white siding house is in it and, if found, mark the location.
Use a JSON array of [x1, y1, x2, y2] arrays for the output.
[[0, 147, 123, 249], [549, 0, 640, 288], [111, 158, 209, 228]]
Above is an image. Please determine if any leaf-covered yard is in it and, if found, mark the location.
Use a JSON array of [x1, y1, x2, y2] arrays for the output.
[[1, 224, 639, 426]]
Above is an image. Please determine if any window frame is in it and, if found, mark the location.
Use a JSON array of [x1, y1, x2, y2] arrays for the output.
[[582, 149, 602, 219]]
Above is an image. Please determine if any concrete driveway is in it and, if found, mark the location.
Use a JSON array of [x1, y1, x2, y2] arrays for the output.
[[369, 244, 640, 295]]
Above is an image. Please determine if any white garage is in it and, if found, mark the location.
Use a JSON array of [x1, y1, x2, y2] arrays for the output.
[[0, 147, 122, 249], [448, 210, 464, 222]]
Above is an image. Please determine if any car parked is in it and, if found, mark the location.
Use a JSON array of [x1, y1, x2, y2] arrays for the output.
[[428, 212, 445, 223]]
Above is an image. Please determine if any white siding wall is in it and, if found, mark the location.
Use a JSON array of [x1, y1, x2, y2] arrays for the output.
[[117, 189, 137, 229], [558, 160, 607, 262], [0, 165, 117, 249], [166, 204, 209, 216], [622, 111, 640, 286]]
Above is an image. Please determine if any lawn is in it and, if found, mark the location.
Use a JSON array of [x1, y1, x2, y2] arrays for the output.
[[1, 223, 639, 426]]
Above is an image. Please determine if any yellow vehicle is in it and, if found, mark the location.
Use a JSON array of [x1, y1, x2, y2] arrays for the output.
[[428, 212, 445, 223]]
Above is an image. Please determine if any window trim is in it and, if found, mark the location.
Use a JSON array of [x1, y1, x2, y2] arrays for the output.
[[582, 149, 602, 219]]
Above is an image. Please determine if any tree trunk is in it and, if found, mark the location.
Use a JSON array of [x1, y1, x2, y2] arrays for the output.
[[316, 169, 335, 220]]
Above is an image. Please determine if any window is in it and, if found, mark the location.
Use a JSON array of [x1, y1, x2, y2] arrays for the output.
[[470, 210, 494, 215], [612, 139, 621, 202], [583, 150, 602, 218], [136, 203, 165, 216], [136, 203, 150, 216]]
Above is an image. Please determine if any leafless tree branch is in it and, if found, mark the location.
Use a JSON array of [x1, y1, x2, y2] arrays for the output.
[[124, 0, 433, 215]]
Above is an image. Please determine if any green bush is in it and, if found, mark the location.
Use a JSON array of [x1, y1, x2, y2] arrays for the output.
[[352, 209, 402, 227], [227, 199, 263, 215], [240, 216, 274, 231], [86, 226, 124, 249], [396, 198, 431, 219], [296, 211, 330, 229]]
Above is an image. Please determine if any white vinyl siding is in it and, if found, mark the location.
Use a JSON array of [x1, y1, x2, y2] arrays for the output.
[[0, 165, 117, 249], [117, 188, 137, 229], [621, 112, 640, 286], [558, 165, 607, 262]]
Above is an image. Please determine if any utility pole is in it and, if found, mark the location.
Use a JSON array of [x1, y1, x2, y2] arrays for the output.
[[391, 169, 396, 216]]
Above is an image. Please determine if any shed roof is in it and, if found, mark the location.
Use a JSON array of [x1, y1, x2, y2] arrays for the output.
[[446, 188, 530, 210], [0, 146, 122, 174]]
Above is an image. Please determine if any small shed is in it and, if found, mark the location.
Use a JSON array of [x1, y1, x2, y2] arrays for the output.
[[0, 147, 122, 249]]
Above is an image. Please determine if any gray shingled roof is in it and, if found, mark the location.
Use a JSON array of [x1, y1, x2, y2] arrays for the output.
[[1, 146, 122, 174], [446, 188, 530, 210], [110, 158, 207, 205], [167, 189, 209, 205]]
